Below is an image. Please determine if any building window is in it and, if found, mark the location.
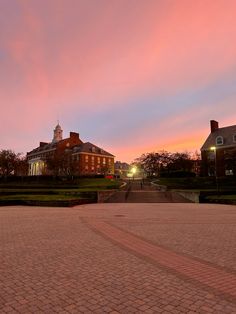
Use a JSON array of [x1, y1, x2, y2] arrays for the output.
[[97, 157, 100, 164], [85, 165, 88, 170], [91, 156, 94, 165], [103, 157, 106, 165], [216, 136, 223, 145], [233, 135, 236, 143], [108, 158, 111, 165], [85, 155, 89, 162]]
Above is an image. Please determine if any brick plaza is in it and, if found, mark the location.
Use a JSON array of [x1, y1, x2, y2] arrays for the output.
[[1, 203, 236, 313]]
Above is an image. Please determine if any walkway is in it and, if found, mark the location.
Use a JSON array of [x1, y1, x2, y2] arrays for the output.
[[105, 179, 190, 203], [1, 203, 236, 313]]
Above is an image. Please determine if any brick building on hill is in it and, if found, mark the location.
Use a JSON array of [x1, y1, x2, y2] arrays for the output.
[[27, 123, 115, 176], [201, 120, 236, 176]]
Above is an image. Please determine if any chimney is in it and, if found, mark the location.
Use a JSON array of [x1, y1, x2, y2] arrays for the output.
[[40, 142, 48, 147], [69, 132, 81, 145], [210, 120, 219, 133], [70, 132, 79, 140]]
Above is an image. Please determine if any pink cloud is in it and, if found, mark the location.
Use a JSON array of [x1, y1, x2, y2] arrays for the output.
[[4, 0, 236, 106], [1, 0, 236, 162]]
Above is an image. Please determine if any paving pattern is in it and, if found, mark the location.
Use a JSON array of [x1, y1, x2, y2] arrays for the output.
[[1, 203, 236, 313], [86, 219, 236, 300]]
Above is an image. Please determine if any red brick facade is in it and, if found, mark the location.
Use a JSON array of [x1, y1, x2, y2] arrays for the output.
[[27, 125, 114, 175], [201, 120, 236, 176]]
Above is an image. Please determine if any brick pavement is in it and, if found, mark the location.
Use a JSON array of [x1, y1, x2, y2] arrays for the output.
[[0, 204, 236, 313], [101, 203, 236, 272], [85, 219, 236, 301]]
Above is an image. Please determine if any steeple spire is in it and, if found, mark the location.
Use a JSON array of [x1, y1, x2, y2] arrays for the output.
[[52, 122, 63, 143]]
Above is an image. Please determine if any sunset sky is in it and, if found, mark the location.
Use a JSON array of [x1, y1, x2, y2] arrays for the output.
[[1, 0, 236, 162]]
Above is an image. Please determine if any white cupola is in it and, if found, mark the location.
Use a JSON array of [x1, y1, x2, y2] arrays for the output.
[[52, 122, 63, 143]]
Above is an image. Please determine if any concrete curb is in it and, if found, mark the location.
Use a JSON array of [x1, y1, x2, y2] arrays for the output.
[[119, 182, 127, 189], [175, 190, 200, 203]]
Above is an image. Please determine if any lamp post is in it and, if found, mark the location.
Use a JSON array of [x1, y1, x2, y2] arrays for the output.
[[210, 146, 219, 192], [131, 166, 137, 181]]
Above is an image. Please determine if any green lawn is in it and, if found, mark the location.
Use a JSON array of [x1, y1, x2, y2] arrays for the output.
[[0, 178, 120, 191], [155, 177, 212, 189], [155, 177, 236, 191], [77, 178, 120, 188], [0, 178, 120, 205], [0, 194, 81, 201], [206, 195, 236, 200]]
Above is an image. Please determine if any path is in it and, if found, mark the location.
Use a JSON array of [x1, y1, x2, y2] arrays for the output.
[[106, 179, 190, 203], [1, 203, 236, 313]]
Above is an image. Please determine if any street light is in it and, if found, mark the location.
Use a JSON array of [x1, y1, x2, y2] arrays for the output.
[[131, 166, 137, 180], [210, 146, 219, 192]]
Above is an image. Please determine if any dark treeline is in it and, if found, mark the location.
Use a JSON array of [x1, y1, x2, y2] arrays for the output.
[[134, 150, 201, 177]]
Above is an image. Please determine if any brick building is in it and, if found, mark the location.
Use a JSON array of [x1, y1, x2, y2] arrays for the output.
[[201, 120, 236, 176], [27, 123, 115, 176], [114, 161, 130, 178]]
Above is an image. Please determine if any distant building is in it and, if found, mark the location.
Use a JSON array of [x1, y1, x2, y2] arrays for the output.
[[27, 123, 115, 176], [201, 120, 236, 176], [114, 161, 130, 177]]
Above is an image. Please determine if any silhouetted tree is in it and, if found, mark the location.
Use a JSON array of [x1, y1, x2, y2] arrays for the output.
[[135, 152, 160, 176], [15, 156, 28, 176], [135, 150, 195, 177], [169, 152, 193, 172], [100, 164, 113, 175], [46, 150, 76, 176], [0, 149, 22, 176]]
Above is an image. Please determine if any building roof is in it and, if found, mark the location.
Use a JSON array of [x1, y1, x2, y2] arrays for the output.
[[27, 142, 57, 156], [27, 125, 114, 158], [28, 141, 114, 158], [201, 124, 236, 151], [72, 142, 114, 157]]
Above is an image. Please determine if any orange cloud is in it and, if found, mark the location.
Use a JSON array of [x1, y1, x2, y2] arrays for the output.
[[1, 0, 236, 161]]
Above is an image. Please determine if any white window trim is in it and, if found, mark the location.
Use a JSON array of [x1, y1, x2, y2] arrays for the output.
[[216, 136, 223, 145]]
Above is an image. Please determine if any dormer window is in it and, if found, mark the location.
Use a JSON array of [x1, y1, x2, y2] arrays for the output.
[[233, 135, 236, 143], [216, 136, 223, 145]]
